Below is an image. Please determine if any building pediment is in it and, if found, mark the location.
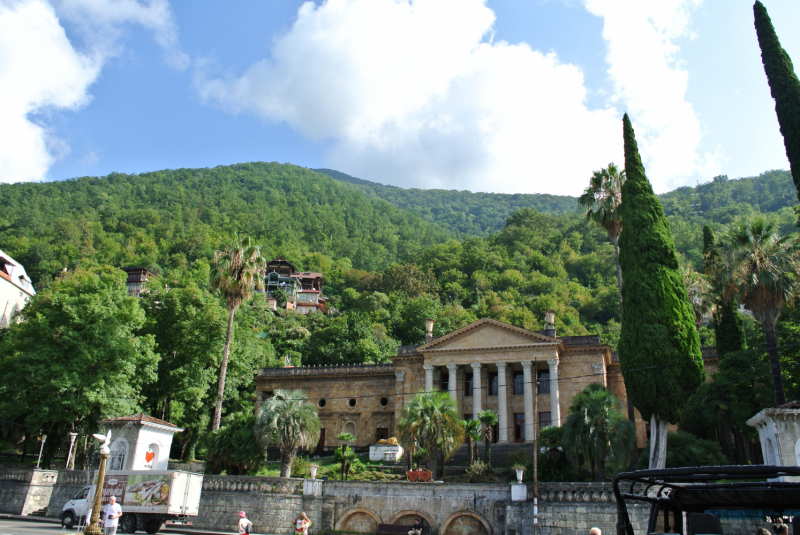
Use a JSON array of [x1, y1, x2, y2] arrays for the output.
[[417, 318, 560, 353]]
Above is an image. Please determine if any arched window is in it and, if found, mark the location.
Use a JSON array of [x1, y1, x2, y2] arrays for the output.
[[343, 422, 356, 438]]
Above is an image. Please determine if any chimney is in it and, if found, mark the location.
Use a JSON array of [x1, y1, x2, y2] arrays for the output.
[[424, 318, 436, 343], [543, 310, 556, 337]]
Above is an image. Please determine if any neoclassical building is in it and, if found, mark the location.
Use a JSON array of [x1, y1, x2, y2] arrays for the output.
[[255, 317, 650, 451]]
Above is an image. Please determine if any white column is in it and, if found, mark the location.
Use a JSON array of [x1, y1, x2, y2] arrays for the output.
[[471, 362, 482, 421], [547, 358, 561, 427], [522, 361, 534, 442], [446, 364, 458, 402], [497, 362, 508, 443], [424, 364, 434, 393]]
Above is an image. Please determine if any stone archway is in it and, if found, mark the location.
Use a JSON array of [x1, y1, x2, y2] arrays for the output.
[[388, 509, 436, 531], [335, 507, 382, 534], [439, 510, 492, 535]]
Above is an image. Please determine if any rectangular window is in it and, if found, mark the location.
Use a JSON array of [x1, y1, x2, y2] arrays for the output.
[[464, 413, 472, 421], [464, 373, 474, 397], [538, 370, 551, 394], [539, 411, 552, 430], [441, 373, 450, 391], [514, 413, 525, 442], [489, 372, 498, 396], [513, 372, 524, 395], [375, 428, 389, 442]]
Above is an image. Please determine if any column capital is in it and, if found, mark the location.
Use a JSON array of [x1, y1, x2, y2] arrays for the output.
[[471, 362, 482, 372], [546, 358, 559, 371], [496, 361, 508, 372], [446, 363, 459, 373], [423, 364, 435, 372], [395, 371, 405, 382], [521, 360, 533, 372]]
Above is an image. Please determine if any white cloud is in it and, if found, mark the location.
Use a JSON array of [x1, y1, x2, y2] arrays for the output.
[[583, 0, 721, 191], [0, 0, 185, 184], [197, 0, 623, 195]]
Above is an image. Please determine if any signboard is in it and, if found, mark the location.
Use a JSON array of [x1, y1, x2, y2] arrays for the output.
[[122, 474, 171, 507], [101, 475, 128, 505]]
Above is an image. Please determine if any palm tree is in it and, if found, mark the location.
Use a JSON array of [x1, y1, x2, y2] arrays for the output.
[[478, 410, 498, 465], [254, 390, 321, 478], [715, 216, 799, 405], [683, 265, 714, 328], [578, 163, 626, 319], [562, 383, 635, 481], [400, 391, 464, 480], [209, 234, 266, 430], [460, 419, 481, 466], [336, 432, 355, 479]]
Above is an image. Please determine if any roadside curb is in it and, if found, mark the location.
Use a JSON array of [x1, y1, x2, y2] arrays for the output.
[[0, 514, 60, 524]]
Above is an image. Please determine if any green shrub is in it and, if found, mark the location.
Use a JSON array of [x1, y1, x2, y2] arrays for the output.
[[466, 460, 492, 483]]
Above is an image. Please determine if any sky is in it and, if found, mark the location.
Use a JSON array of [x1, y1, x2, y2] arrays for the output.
[[0, 0, 798, 196]]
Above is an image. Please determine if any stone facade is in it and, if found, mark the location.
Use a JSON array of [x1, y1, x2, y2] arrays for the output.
[[256, 318, 652, 450], [747, 402, 800, 481]]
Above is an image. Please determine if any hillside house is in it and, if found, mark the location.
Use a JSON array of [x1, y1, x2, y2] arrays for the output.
[[0, 250, 35, 328], [265, 257, 328, 314]]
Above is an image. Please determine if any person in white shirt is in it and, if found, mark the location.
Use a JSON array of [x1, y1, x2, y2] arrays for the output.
[[103, 496, 123, 535], [238, 511, 253, 534]]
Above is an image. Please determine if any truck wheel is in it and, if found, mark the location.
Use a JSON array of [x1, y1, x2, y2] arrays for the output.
[[119, 513, 137, 533], [62, 512, 75, 529], [144, 519, 164, 534]]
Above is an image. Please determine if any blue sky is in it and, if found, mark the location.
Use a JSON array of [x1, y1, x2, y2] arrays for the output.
[[1, 0, 799, 195]]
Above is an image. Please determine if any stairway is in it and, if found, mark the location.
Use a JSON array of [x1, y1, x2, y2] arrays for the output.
[[447, 442, 533, 468]]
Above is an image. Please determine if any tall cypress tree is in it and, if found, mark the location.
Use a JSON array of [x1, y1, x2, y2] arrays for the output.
[[754, 1, 800, 201], [702, 225, 747, 358], [617, 114, 705, 469]]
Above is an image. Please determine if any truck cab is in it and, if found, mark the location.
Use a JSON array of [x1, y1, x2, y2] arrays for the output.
[[60, 486, 91, 529]]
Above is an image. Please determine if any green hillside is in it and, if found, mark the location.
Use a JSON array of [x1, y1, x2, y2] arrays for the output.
[[0, 162, 452, 283], [315, 168, 579, 236]]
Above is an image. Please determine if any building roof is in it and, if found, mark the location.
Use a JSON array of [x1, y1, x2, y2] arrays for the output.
[[292, 272, 323, 278], [0, 250, 35, 296], [100, 413, 178, 428]]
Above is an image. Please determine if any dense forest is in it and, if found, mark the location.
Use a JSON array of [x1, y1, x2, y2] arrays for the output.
[[1, 162, 798, 466]]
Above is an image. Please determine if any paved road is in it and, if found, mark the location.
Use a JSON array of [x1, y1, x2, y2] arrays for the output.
[[0, 519, 63, 535]]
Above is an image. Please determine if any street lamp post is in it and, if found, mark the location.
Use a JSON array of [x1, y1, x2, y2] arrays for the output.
[[35, 434, 47, 469], [84, 432, 111, 535], [66, 432, 79, 470]]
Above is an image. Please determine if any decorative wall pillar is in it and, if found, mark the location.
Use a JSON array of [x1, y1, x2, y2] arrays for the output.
[[547, 358, 561, 427], [446, 364, 458, 402], [592, 362, 606, 387], [522, 361, 535, 442], [497, 362, 509, 443], [471, 362, 482, 421], [424, 364, 434, 393]]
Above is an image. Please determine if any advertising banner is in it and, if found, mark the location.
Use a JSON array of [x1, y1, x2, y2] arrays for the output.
[[122, 474, 171, 508], [101, 475, 128, 505]]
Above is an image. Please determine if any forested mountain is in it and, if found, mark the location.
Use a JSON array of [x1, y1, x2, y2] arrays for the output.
[[0, 162, 452, 284], [315, 168, 579, 236]]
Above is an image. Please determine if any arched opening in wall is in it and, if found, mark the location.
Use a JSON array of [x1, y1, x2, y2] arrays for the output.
[[440, 511, 491, 535], [335, 507, 381, 534], [389, 510, 435, 530], [343, 422, 356, 439]]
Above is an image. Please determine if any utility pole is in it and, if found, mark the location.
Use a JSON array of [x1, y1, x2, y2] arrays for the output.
[[533, 371, 538, 534]]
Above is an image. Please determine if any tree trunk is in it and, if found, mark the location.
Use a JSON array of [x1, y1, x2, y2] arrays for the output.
[[611, 236, 623, 320], [762, 320, 786, 405], [484, 429, 491, 465], [466, 437, 473, 466], [212, 306, 238, 430], [280, 452, 295, 478], [718, 412, 736, 464], [21, 432, 29, 462], [429, 446, 439, 481], [648, 414, 668, 469]]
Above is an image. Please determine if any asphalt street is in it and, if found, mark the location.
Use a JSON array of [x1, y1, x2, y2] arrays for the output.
[[0, 519, 64, 535]]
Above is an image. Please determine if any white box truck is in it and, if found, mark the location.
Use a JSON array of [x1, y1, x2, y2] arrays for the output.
[[60, 470, 203, 534]]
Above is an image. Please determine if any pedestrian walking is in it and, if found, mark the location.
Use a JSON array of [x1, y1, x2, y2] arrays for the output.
[[238, 511, 253, 534], [293, 512, 311, 535], [103, 496, 123, 535]]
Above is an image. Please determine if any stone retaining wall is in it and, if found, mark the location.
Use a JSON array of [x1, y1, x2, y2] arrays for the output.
[[45, 471, 93, 518]]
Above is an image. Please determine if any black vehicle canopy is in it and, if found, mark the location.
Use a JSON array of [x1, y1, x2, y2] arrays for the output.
[[613, 465, 800, 535]]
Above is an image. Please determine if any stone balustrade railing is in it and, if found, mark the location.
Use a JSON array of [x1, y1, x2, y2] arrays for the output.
[[57, 471, 92, 485], [202, 475, 303, 495], [0, 469, 33, 483], [536, 483, 614, 503]]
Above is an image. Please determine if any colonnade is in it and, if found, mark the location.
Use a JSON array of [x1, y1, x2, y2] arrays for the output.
[[423, 359, 561, 443]]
